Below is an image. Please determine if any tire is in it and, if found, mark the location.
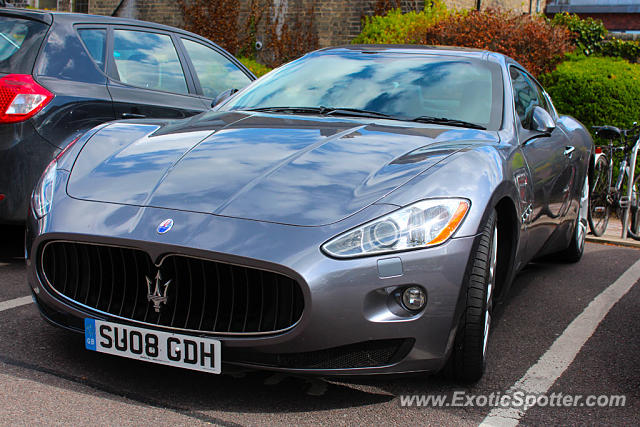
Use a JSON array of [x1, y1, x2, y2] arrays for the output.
[[626, 173, 640, 241], [555, 171, 589, 262], [449, 210, 497, 383], [588, 155, 610, 237], [614, 166, 640, 241]]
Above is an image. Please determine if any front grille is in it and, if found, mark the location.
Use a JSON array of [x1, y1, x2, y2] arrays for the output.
[[39, 242, 304, 335], [225, 339, 415, 369]]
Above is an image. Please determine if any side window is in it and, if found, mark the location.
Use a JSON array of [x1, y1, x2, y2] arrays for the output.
[[530, 79, 552, 115], [543, 91, 558, 119], [528, 72, 558, 121], [112, 29, 188, 94], [78, 29, 106, 70], [535, 82, 558, 119], [182, 39, 251, 99], [509, 67, 540, 128]]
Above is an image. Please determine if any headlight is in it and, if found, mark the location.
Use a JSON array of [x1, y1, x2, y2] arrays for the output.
[[322, 198, 470, 258], [31, 160, 57, 218]]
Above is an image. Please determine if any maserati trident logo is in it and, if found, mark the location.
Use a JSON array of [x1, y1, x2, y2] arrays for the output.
[[145, 270, 172, 313], [157, 218, 174, 234]]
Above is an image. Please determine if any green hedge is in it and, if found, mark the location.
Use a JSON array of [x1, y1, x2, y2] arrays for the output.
[[540, 55, 640, 133], [601, 38, 640, 63]]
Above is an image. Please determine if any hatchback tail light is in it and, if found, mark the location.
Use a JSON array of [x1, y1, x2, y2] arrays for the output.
[[0, 74, 53, 123]]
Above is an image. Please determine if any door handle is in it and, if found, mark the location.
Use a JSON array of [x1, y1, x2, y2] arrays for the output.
[[563, 146, 575, 158], [121, 113, 146, 119]]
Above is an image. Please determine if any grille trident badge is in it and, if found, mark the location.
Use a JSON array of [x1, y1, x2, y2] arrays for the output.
[[146, 270, 172, 313]]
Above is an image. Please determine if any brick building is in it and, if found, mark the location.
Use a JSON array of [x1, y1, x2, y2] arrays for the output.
[[14, 0, 552, 48], [546, 1, 640, 32], [46, 0, 548, 47]]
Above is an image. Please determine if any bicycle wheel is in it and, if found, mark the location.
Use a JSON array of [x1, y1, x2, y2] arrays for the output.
[[627, 173, 640, 241], [588, 155, 610, 236]]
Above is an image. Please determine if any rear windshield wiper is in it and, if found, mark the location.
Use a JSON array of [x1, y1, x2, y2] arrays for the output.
[[412, 116, 486, 130], [0, 33, 19, 49], [244, 106, 394, 120]]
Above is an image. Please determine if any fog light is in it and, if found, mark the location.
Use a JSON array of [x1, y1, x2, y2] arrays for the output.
[[402, 286, 426, 311]]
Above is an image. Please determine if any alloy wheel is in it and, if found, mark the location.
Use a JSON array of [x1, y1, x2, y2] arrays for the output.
[[482, 224, 498, 358], [577, 173, 589, 251]]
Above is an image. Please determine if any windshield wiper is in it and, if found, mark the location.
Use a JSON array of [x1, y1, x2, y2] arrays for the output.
[[412, 116, 486, 130], [245, 106, 326, 114], [244, 107, 485, 129], [244, 106, 395, 120], [320, 107, 393, 120]]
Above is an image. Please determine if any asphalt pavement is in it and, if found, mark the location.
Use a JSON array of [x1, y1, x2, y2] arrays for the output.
[[0, 231, 638, 426]]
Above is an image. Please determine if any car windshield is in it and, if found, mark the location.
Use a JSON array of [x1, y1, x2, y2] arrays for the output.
[[221, 51, 503, 130]]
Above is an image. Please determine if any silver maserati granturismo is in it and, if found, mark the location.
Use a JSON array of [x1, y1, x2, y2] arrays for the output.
[[26, 46, 593, 382]]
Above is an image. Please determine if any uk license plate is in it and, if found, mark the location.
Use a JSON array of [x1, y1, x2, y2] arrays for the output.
[[84, 319, 221, 374]]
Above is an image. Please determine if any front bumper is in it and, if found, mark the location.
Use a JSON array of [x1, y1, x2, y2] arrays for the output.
[[26, 196, 477, 376]]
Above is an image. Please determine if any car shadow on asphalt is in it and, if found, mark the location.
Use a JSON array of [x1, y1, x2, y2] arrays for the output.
[[0, 225, 24, 260]]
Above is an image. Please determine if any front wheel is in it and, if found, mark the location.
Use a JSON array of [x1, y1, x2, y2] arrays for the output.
[[588, 155, 610, 236], [448, 210, 497, 383]]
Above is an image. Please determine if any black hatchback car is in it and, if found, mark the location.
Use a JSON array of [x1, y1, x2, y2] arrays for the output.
[[0, 9, 255, 224]]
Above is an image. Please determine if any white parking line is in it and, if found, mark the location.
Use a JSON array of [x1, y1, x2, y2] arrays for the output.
[[0, 296, 33, 312], [480, 257, 640, 427]]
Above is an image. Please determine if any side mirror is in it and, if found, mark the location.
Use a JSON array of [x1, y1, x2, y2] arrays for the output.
[[529, 105, 555, 134], [211, 88, 238, 108]]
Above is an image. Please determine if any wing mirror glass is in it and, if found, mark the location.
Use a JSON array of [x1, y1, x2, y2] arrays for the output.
[[211, 88, 238, 108], [530, 105, 555, 134]]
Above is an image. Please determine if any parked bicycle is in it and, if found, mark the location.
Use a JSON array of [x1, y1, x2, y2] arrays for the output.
[[589, 123, 640, 240]]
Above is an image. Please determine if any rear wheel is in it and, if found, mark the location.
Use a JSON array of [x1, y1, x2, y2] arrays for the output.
[[588, 155, 610, 236], [449, 210, 497, 383], [626, 174, 640, 241], [555, 171, 589, 262]]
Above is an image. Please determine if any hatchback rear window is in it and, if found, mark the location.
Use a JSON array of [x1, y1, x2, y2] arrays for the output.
[[0, 16, 49, 74]]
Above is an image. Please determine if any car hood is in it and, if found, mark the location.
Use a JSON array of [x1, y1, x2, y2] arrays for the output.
[[67, 111, 498, 226]]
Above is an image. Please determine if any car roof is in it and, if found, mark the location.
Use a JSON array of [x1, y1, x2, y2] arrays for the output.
[[0, 8, 209, 41], [323, 44, 489, 58], [315, 45, 517, 67]]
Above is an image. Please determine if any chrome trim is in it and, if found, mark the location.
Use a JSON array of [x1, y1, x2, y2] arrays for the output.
[[38, 240, 304, 337], [563, 145, 575, 158]]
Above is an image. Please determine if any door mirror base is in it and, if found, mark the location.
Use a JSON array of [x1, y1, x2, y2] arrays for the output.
[[212, 88, 238, 108]]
